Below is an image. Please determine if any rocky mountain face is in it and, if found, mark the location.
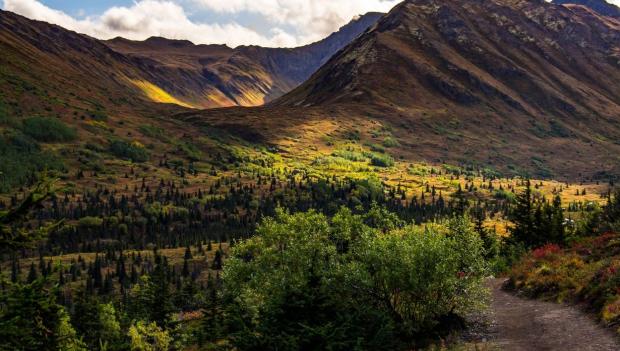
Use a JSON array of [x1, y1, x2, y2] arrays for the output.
[[104, 13, 382, 108], [188, 0, 620, 179], [553, 0, 620, 18]]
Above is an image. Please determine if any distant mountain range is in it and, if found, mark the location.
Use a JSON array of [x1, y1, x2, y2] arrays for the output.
[[553, 0, 620, 18], [0, 10, 381, 111], [104, 13, 382, 108]]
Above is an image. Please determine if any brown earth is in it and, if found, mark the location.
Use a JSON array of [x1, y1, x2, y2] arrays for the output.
[[487, 278, 620, 351]]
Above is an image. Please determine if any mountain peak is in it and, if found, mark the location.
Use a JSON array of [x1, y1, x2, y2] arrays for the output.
[[264, 0, 620, 177], [553, 0, 620, 18]]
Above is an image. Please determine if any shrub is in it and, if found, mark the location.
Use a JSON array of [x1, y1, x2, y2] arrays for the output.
[[367, 143, 386, 153], [0, 132, 64, 192], [312, 155, 354, 169], [532, 244, 562, 259], [222, 209, 488, 349], [78, 216, 104, 228], [127, 321, 171, 351], [509, 233, 620, 326], [382, 136, 399, 148], [21, 117, 77, 142], [109, 140, 149, 162], [331, 148, 367, 162], [138, 125, 166, 139], [370, 153, 395, 167]]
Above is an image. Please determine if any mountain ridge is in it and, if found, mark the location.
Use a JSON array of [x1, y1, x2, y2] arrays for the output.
[[553, 0, 620, 18], [104, 12, 383, 108], [184, 0, 620, 179]]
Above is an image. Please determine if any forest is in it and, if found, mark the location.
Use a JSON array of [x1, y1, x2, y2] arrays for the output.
[[1, 170, 618, 350]]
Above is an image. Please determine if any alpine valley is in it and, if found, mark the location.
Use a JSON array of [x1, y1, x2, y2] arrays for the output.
[[1, 1, 620, 350]]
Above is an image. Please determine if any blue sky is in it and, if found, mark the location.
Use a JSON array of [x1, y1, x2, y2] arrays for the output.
[[0, 0, 401, 47]]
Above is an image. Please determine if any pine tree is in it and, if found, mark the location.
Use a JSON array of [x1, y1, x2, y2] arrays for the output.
[[550, 195, 565, 244], [510, 179, 536, 248], [212, 249, 223, 270], [27, 262, 38, 283]]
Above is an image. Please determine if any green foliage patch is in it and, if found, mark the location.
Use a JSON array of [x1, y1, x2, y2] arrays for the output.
[[370, 152, 395, 167], [109, 140, 149, 163], [223, 209, 488, 349], [382, 136, 400, 148], [0, 132, 64, 192], [21, 117, 77, 142]]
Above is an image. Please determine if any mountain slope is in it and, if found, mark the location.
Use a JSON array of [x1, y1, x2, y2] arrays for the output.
[[104, 13, 383, 108], [0, 9, 160, 115], [0, 9, 383, 193], [553, 0, 620, 18], [184, 0, 620, 179]]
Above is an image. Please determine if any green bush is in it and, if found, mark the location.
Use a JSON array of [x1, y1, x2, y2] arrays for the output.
[[222, 209, 488, 349], [21, 117, 77, 142], [382, 136, 399, 148], [331, 149, 367, 162], [0, 132, 64, 192], [139, 125, 170, 142], [109, 140, 149, 163], [370, 153, 395, 167], [312, 156, 352, 168]]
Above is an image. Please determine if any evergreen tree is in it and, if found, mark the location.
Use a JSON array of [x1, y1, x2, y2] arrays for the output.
[[510, 179, 536, 248], [27, 262, 38, 283]]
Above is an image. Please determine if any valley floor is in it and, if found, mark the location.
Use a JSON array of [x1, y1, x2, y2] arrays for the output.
[[486, 279, 619, 351]]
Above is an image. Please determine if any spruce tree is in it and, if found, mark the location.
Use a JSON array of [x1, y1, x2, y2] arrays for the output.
[[510, 179, 536, 248]]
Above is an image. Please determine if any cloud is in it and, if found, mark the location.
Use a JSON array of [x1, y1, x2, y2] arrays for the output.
[[193, 0, 401, 43], [2, 0, 301, 47]]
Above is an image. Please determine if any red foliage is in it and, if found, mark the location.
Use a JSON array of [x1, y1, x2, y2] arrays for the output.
[[589, 232, 618, 249], [532, 244, 562, 259]]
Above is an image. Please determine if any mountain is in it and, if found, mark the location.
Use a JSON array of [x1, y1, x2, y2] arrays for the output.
[[0, 8, 383, 192], [553, 0, 620, 18], [0, 9, 381, 113], [104, 13, 383, 108], [183, 0, 620, 179]]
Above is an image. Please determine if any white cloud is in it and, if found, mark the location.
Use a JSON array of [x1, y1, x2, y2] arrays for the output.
[[2, 0, 301, 47], [193, 0, 401, 43]]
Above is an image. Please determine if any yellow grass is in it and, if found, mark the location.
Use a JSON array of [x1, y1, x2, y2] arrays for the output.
[[130, 79, 196, 108]]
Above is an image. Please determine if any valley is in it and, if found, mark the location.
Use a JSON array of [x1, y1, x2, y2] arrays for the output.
[[1, 0, 620, 350]]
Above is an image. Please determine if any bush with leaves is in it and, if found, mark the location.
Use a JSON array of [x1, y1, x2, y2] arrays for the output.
[[0, 132, 64, 192], [370, 153, 395, 167], [221, 208, 488, 350], [109, 140, 149, 163], [128, 321, 172, 351], [21, 117, 77, 142]]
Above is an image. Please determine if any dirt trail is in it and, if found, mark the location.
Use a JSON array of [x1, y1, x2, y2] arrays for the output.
[[487, 278, 620, 351]]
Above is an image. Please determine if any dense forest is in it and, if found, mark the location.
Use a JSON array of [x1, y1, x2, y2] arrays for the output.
[[1, 170, 618, 350]]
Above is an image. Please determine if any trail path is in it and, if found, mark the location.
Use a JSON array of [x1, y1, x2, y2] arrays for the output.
[[486, 278, 620, 351]]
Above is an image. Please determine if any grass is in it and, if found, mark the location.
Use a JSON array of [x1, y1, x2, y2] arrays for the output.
[[139, 125, 169, 142], [130, 79, 196, 108]]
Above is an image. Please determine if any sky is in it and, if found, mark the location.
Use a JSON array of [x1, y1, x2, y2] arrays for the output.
[[0, 0, 401, 48], [2, 0, 619, 48]]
